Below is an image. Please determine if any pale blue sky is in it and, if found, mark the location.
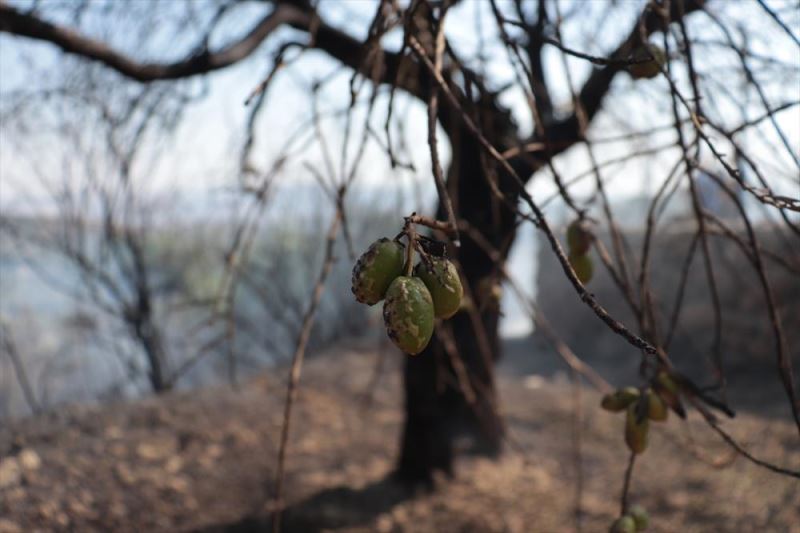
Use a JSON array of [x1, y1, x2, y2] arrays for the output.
[[1, 0, 798, 221]]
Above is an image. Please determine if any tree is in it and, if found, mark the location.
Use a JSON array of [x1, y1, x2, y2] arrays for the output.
[[0, 79, 223, 395], [1, 0, 798, 491]]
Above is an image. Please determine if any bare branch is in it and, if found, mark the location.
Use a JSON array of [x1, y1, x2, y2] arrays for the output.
[[545, 0, 705, 145], [0, 3, 309, 82], [271, 201, 342, 533]]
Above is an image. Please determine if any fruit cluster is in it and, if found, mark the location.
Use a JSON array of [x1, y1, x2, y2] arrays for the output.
[[602, 377, 673, 531], [351, 235, 463, 355], [566, 219, 594, 284], [610, 504, 649, 532], [600, 372, 678, 455], [602, 369, 731, 532]]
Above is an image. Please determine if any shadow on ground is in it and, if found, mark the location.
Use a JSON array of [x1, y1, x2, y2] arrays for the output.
[[199, 476, 413, 533]]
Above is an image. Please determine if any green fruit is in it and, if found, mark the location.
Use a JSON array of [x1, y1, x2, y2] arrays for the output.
[[567, 219, 593, 255], [351, 238, 405, 305], [654, 371, 687, 418], [610, 516, 637, 533], [655, 371, 679, 394], [414, 258, 463, 319], [646, 389, 668, 422], [383, 276, 435, 355], [629, 505, 650, 531], [629, 45, 666, 80], [568, 252, 593, 284], [625, 402, 649, 454], [601, 387, 641, 412]]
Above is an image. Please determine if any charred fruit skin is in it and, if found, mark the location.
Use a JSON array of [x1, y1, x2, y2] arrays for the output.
[[414, 258, 463, 319], [351, 238, 405, 305], [383, 276, 435, 355]]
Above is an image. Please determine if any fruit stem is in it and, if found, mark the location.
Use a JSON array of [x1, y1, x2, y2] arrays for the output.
[[406, 213, 457, 235], [619, 451, 637, 515], [404, 222, 416, 276]]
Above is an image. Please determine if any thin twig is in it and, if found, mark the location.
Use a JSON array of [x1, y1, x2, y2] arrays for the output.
[[619, 452, 637, 515], [271, 204, 342, 533], [424, 1, 460, 246]]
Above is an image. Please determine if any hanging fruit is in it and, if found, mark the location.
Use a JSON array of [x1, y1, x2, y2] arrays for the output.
[[629, 45, 666, 80], [414, 257, 463, 319], [567, 219, 593, 255], [629, 504, 650, 531], [646, 389, 668, 422], [609, 515, 637, 533], [601, 387, 641, 412], [625, 401, 650, 454], [569, 251, 594, 284], [351, 238, 405, 305], [382, 276, 435, 355]]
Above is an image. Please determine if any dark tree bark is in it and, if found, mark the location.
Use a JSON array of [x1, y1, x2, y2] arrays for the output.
[[395, 0, 706, 482], [133, 318, 170, 393], [397, 96, 536, 483]]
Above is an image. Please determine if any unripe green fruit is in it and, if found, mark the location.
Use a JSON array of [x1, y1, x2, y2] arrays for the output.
[[568, 252, 593, 284], [629, 45, 666, 80], [646, 389, 668, 422], [383, 276, 435, 355], [625, 402, 649, 454], [601, 387, 641, 412], [351, 238, 405, 305], [567, 219, 592, 255], [654, 371, 686, 418], [629, 505, 650, 531], [655, 371, 679, 394], [610, 516, 637, 533], [414, 258, 463, 319]]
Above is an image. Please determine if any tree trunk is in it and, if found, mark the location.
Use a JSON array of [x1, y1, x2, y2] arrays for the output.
[[131, 316, 170, 393], [396, 109, 528, 483]]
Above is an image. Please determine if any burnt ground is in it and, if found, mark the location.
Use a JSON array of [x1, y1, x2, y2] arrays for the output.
[[1, 339, 799, 533]]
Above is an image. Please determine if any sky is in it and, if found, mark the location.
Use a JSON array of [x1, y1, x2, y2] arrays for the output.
[[0, 0, 798, 216], [0, 0, 798, 342]]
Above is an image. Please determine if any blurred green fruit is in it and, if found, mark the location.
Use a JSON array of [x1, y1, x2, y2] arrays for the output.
[[629, 505, 650, 531], [568, 252, 593, 284], [646, 389, 668, 422], [601, 387, 641, 412], [610, 516, 637, 533], [654, 371, 687, 418], [625, 402, 649, 454], [383, 276, 435, 355], [351, 238, 405, 305], [414, 258, 463, 319], [629, 45, 666, 79], [655, 371, 679, 394], [567, 219, 593, 255]]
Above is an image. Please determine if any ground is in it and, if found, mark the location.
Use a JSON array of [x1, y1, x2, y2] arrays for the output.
[[1, 340, 798, 532]]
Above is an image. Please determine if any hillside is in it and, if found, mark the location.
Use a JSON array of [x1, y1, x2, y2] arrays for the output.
[[1, 342, 798, 532]]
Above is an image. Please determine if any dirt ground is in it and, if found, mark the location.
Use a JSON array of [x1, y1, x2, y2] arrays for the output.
[[1, 341, 798, 532]]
